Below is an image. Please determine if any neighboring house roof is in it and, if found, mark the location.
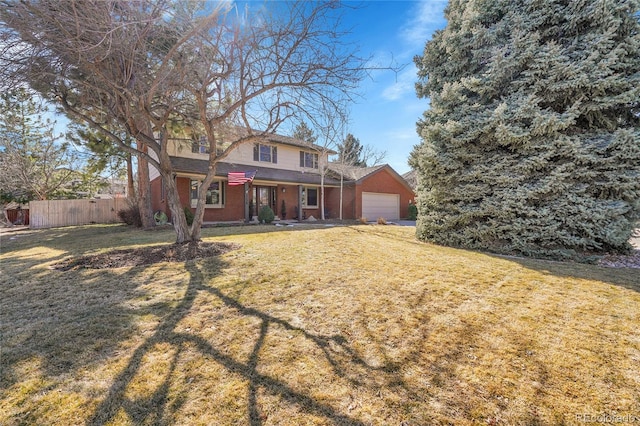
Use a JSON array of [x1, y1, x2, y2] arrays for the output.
[[170, 157, 343, 186], [402, 170, 417, 191], [326, 163, 386, 181], [326, 163, 415, 193]]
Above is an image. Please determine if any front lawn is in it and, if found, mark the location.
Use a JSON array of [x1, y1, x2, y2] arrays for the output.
[[1, 224, 639, 425]]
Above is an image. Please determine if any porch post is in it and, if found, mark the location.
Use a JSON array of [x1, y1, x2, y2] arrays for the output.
[[298, 185, 303, 221], [244, 182, 249, 222]]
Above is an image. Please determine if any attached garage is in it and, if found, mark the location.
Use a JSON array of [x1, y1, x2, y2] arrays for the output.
[[324, 164, 416, 220], [362, 192, 400, 221]]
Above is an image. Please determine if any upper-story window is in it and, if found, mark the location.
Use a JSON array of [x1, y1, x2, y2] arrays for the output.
[[192, 136, 209, 154], [253, 143, 277, 163], [300, 151, 319, 169]]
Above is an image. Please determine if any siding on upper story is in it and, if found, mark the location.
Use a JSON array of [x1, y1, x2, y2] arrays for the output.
[[149, 149, 160, 182], [165, 137, 328, 174]]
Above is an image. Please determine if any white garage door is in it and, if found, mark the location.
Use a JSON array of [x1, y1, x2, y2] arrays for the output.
[[362, 192, 400, 221]]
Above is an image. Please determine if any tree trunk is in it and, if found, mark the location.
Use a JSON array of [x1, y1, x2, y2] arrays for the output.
[[126, 152, 135, 199], [165, 173, 192, 243], [134, 115, 154, 228], [136, 144, 154, 228], [157, 145, 193, 243], [190, 166, 216, 242]]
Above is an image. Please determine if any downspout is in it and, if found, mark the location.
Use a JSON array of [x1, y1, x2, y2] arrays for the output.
[[298, 185, 303, 221]]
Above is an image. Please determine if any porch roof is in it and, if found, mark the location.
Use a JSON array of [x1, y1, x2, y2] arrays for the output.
[[170, 156, 343, 186]]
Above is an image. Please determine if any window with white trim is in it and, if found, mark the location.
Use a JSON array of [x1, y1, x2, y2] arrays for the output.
[[301, 186, 318, 208], [300, 151, 319, 169], [190, 179, 225, 208], [253, 143, 277, 163], [192, 136, 209, 154]]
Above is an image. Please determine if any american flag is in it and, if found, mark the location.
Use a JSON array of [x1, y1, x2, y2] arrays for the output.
[[227, 170, 257, 186]]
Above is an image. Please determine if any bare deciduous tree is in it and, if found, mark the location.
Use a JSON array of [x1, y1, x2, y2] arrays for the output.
[[1, 0, 365, 242], [360, 145, 387, 167], [0, 89, 82, 224]]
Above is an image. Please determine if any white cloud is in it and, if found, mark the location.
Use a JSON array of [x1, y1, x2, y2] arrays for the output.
[[399, 0, 448, 47], [381, 64, 418, 101], [385, 126, 418, 141], [380, 1, 447, 101]]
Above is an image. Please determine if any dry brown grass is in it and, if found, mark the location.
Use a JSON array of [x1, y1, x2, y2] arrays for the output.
[[1, 224, 639, 425]]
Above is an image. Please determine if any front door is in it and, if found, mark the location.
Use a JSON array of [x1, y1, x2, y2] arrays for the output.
[[253, 186, 275, 214]]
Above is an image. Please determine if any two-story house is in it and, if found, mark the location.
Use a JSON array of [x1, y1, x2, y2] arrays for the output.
[[149, 132, 415, 223]]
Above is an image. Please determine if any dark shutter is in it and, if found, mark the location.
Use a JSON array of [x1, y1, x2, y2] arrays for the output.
[[300, 151, 305, 167], [272, 146, 277, 163], [253, 144, 259, 161]]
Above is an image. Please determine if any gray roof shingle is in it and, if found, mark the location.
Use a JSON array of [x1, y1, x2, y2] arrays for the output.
[[170, 157, 342, 186]]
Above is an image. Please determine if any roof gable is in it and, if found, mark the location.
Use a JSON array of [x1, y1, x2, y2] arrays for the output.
[[326, 163, 414, 193]]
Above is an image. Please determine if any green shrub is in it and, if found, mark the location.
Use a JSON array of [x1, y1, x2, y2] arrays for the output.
[[258, 205, 275, 223], [184, 206, 194, 226], [408, 202, 418, 220], [117, 203, 142, 227]]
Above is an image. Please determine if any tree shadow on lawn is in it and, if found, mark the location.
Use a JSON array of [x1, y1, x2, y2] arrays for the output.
[[84, 260, 568, 425], [488, 253, 640, 293], [0, 223, 354, 258], [87, 260, 398, 426], [3, 244, 615, 425], [1, 230, 137, 383], [0, 261, 188, 399], [345, 224, 640, 291]]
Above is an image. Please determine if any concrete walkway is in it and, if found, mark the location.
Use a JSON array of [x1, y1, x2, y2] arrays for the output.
[[394, 220, 416, 226]]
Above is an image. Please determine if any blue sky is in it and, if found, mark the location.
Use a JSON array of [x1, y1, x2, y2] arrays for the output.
[[339, 1, 448, 174]]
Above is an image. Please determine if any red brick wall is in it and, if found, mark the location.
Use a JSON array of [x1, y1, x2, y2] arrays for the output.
[[153, 177, 247, 222], [177, 178, 191, 207], [151, 176, 193, 217], [151, 169, 415, 222], [325, 185, 356, 219], [150, 177, 165, 214], [275, 185, 298, 219], [200, 182, 245, 222]]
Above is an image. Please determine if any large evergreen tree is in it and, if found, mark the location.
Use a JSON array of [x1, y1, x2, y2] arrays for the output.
[[0, 90, 81, 202], [410, 0, 640, 259], [337, 133, 364, 166], [292, 121, 318, 145], [337, 133, 387, 167]]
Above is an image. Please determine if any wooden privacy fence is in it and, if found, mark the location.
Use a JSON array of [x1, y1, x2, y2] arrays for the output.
[[29, 199, 128, 229]]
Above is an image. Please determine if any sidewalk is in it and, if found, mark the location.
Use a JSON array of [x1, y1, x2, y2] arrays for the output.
[[0, 225, 30, 235]]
